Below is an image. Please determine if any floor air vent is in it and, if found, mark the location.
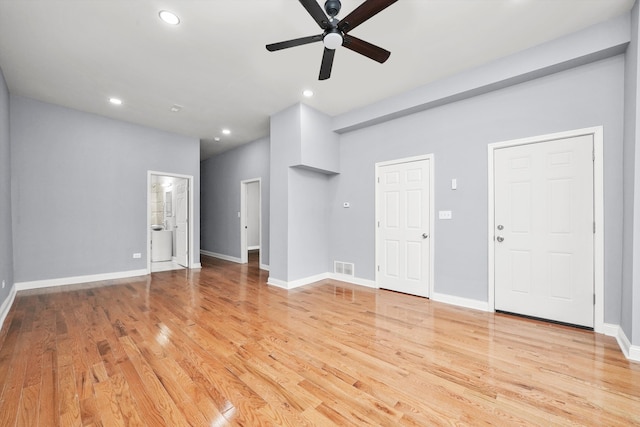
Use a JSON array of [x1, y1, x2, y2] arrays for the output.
[[334, 261, 355, 277]]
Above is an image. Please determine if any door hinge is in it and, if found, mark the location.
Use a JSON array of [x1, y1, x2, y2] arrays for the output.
[[377, 265, 380, 272], [377, 177, 380, 183], [593, 221, 596, 234], [592, 149, 595, 162], [594, 294, 596, 305], [377, 221, 380, 228]]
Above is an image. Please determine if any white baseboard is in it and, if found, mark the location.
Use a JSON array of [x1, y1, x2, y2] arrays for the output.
[[602, 322, 620, 337], [0, 285, 17, 332], [604, 323, 640, 363], [200, 250, 242, 264], [173, 256, 201, 269], [16, 269, 148, 291], [248, 245, 260, 251], [431, 292, 491, 312], [268, 273, 376, 290], [266, 277, 288, 289], [267, 272, 331, 290], [329, 273, 377, 289], [632, 343, 640, 362], [200, 250, 268, 270]]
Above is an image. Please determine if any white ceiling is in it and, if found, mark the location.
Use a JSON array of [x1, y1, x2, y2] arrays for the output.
[[0, 0, 634, 160]]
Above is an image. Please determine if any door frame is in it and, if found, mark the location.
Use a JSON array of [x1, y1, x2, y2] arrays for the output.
[[240, 178, 262, 266], [487, 126, 604, 333], [375, 154, 435, 297], [147, 171, 196, 273]]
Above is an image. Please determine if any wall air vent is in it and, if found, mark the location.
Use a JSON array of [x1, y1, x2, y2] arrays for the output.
[[334, 261, 355, 277]]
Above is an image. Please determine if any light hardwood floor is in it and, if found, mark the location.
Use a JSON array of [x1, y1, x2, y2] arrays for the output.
[[0, 254, 639, 426]]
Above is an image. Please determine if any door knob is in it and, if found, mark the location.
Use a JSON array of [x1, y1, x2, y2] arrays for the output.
[[496, 236, 504, 242], [497, 224, 504, 230], [422, 233, 429, 239]]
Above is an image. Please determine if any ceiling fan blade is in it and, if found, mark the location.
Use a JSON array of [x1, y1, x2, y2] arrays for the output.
[[343, 35, 390, 63], [319, 48, 336, 80], [299, 0, 330, 29], [266, 34, 323, 52], [337, 0, 398, 33]]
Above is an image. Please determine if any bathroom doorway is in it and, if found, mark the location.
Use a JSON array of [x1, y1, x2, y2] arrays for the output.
[[240, 178, 262, 267], [147, 171, 194, 273]]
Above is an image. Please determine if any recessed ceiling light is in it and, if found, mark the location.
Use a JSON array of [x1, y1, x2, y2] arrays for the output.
[[170, 104, 182, 112], [214, 137, 221, 142], [159, 10, 180, 25], [222, 129, 231, 135], [109, 97, 122, 105], [303, 89, 314, 97]]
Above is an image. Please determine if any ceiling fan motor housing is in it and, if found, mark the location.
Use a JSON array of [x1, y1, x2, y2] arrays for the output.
[[324, 0, 341, 17]]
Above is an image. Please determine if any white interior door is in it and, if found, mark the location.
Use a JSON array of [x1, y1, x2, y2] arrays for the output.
[[246, 182, 260, 249], [494, 135, 594, 327], [377, 158, 431, 297], [175, 179, 189, 267]]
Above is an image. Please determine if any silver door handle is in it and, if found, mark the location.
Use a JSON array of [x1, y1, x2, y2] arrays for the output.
[[422, 233, 429, 239], [496, 236, 504, 242]]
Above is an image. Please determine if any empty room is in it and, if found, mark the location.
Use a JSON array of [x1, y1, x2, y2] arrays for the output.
[[1, 0, 640, 425]]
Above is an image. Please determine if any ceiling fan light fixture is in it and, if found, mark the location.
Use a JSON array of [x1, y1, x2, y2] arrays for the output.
[[323, 31, 343, 50]]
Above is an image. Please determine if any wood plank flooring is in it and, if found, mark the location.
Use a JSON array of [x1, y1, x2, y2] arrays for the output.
[[0, 254, 639, 426]]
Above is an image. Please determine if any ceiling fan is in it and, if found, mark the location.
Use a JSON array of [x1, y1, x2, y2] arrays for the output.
[[266, 0, 398, 80]]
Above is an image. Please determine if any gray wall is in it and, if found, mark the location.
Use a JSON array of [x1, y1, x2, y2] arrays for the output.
[[299, 104, 339, 173], [200, 136, 270, 264], [330, 55, 625, 320], [269, 104, 335, 283], [288, 167, 331, 280], [269, 105, 301, 280], [0, 67, 13, 306], [624, 1, 640, 345], [10, 96, 200, 282]]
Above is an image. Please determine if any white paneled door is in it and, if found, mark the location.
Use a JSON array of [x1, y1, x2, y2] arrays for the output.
[[494, 135, 594, 327], [175, 179, 189, 268], [377, 158, 431, 297]]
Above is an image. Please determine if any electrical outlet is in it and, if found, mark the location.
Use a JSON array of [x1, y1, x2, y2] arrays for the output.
[[133, 253, 141, 259], [439, 210, 453, 220]]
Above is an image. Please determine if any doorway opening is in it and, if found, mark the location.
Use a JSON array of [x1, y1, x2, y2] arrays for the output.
[[147, 171, 195, 273], [240, 178, 262, 267]]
